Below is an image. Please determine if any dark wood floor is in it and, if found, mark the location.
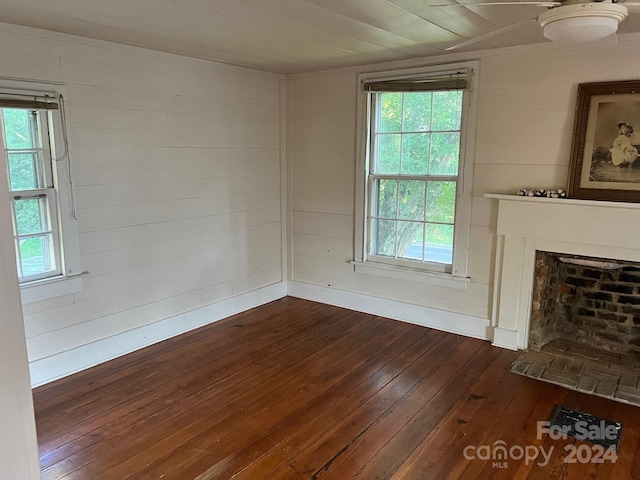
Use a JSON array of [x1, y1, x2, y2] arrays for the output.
[[34, 297, 640, 479]]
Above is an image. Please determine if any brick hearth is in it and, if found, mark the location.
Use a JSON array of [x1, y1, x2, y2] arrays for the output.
[[511, 338, 640, 406]]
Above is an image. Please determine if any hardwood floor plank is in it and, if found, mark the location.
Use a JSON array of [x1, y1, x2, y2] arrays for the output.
[[130, 318, 416, 478], [385, 349, 519, 480], [455, 378, 567, 479], [33, 298, 640, 480], [54, 309, 385, 478], [39, 300, 332, 463], [343, 340, 500, 480], [104, 312, 390, 478], [603, 401, 640, 480], [34, 297, 303, 404], [191, 326, 442, 480], [45, 305, 368, 479], [481, 381, 567, 480], [266, 337, 486, 479], [36, 298, 322, 427], [230, 330, 454, 480]]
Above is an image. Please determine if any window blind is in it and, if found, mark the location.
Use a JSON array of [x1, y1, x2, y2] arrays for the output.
[[0, 93, 58, 110], [362, 68, 468, 92]]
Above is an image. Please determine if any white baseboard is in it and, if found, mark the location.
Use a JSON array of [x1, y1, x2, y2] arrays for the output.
[[29, 282, 287, 387], [492, 327, 519, 351], [30, 280, 500, 387], [287, 281, 492, 342]]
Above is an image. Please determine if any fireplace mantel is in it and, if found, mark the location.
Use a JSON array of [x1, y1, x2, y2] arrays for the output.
[[486, 194, 640, 350]]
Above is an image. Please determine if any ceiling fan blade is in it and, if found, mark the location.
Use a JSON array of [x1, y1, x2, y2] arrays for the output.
[[445, 18, 536, 51], [593, 32, 618, 48], [430, 0, 559, 6]]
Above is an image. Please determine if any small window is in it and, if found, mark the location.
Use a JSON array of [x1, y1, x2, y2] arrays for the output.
[[3, 108, 62, 282], [0, 85, 82, 301], [355, 63, 477, 282]]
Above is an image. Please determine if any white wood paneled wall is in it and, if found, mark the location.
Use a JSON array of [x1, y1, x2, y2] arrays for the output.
[[0, 23, 284, 385], [288, 35, 640, 329], [289, 69, 492, 323]]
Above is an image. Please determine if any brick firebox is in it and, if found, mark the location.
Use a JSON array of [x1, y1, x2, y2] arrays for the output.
[[529, 252, 640, 355]]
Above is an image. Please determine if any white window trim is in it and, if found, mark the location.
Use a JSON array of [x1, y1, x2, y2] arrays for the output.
[[353, 61, 479, 289], [0, 78, 83, 304]]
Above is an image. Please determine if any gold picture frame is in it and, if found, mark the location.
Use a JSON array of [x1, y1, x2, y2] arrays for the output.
[[567, 79, 640, 202]]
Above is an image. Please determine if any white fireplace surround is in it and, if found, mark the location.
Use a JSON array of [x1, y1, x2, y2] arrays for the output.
[[487, 194, 640, 351]]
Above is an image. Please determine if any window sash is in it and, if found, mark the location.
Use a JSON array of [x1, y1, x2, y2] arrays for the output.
[[1, 107, 62, 283], [2, 109, 54, 190], [368, 91, 463, 177], [10, 188, 62, 282], [367, 177, 456, 272], [365, 89, 463, 272]]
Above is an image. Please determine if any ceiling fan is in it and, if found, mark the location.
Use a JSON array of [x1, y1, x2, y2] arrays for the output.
[[440, 0, 640, 51]]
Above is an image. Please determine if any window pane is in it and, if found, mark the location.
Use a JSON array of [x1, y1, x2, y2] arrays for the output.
[[19, 235, 55, 277], [378, 93, 402, 133], [432, 91, 463, 131], [375, 179, 397, 219], [403, 92, 432, 132], [401, 133, 429, 175], [3, 108, 37, 149], [373, 219, 395, 257], [14, 198, 48, 235], [429, 132, 460, 176], [398, 180, 425, 220], [425, 223, 454, 264], [397, 221, 423, 261], [8, 153, 40, 190], [375, 134, 401, 174], [426, 181, 457, 223], [368, 78, 467, 270]]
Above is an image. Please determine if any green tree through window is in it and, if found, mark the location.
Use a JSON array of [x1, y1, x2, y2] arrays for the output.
[[2, 108, 57, 280], [370, 90, 462, 266]]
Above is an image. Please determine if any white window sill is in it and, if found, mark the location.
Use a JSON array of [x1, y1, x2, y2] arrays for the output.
[[351, 261, 469, 290], [20, 274, 84, 304]]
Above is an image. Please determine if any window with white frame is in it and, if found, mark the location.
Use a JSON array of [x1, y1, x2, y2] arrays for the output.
[[0, 85, 82, 301], [354, 63, 477, 283]]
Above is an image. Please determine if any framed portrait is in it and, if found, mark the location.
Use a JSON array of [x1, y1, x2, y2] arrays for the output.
[[567, 80, 640, 202]]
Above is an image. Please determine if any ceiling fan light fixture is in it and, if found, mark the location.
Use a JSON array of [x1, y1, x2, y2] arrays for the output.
[[538, 3, 628, 44]]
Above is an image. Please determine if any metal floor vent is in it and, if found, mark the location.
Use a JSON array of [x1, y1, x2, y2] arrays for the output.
[[549, 405, 623, 450]]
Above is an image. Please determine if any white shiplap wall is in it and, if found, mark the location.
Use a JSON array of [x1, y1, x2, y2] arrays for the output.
[[0, 23, 285, 385], [288, 34, 640, 337]]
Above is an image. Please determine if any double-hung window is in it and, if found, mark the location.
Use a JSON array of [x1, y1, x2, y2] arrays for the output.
[[354, 62, 477, 285], [0, 84, 82, 302], [4, 107, 61, 282]]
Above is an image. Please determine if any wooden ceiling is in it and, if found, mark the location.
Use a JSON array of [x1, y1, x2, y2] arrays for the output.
[[1, 0, 639, 73]]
